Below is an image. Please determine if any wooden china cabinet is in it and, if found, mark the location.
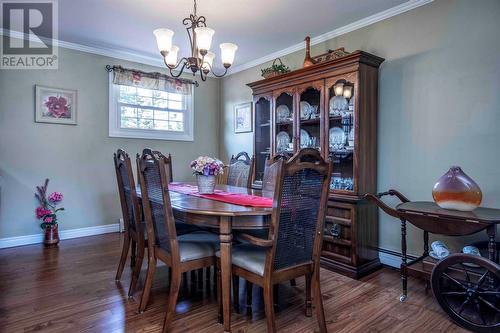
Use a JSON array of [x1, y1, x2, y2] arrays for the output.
[[248, 51, 384, 278]]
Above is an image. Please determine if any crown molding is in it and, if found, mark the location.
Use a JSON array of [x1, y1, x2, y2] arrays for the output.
[[0, 28, 216, 77], [0, 0, 433, 78], [227, 0, 434, 75], [0, 28, 165, 68]]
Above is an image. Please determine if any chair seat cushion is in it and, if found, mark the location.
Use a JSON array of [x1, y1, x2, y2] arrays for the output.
[[177, 231, 220, 262], [216, 243, 266, 276]]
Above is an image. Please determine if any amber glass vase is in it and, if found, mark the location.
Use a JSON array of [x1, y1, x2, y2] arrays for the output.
[[44, 224, 60, 247], [432, 166, 482, 211]]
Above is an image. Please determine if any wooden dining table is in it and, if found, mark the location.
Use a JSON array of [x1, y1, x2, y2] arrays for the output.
[[138, 183, 272, 333]]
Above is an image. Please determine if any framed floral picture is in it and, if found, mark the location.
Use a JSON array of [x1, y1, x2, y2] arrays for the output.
[[35, 85, 77, 125], [234, 102, 253, 133]]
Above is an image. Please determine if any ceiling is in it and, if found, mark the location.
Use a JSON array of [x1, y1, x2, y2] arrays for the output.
[[56, 0, 408, 71]]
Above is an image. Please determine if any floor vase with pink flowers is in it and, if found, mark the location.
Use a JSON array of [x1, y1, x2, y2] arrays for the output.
[[35, 179, 65, 247]]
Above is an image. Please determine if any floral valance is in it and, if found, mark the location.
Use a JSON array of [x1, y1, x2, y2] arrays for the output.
[[110, 66, 193, 95]]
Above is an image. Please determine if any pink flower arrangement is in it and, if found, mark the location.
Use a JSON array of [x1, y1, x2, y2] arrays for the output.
[[48, 191, 63, 203], [44, 96, 69, 118], [190, 156, 224, 176], [35, 179, 65, 229]]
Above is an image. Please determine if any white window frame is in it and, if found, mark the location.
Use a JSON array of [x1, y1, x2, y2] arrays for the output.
[[108, 72, 194, 141]]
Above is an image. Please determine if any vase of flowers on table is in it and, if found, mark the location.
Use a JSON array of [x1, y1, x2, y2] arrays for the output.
[[190, 156, 224, 194], [35, 179, 65, 247]]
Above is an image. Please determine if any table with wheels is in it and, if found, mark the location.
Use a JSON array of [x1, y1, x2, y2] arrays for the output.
[[366, 190, 500, 333]]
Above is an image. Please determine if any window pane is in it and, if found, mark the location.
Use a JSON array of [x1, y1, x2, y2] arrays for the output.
[[121, 117, 138, 128], [120, 106, 136, 118], [120, 85, 136, 95], [119, 92, 137, 104], [138, 119, 154, 129], [138, 109, 154, 119], [154, 110, 169, 120], [169, 100, 183, 110], [169, 112, 184, 122], [137, 87, 153, 97], [169, 93, 183, 101], [168, 121, 184, 131], [153, 98, 168, 108], [154, 120, 168, 130], [153, 90, 169, 99], [137, 96, 153, 106]]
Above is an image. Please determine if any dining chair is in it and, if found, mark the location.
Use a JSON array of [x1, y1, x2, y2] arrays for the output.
[[226, 152, 255, 188], [240, 153, 296, 313], [217, 148, 332, 333], [113, 149, 147, 298], [136, 148, 220, 331]]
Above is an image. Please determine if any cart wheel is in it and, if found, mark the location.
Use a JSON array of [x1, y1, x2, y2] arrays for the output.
[[431, 253, 500, 333], [399, 294, 407, 303]]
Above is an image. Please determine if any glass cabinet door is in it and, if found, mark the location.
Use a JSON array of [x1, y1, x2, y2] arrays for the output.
[[326, 76, 356, 192], [253, 96, 271, 183], [274, 91, 295, 155], [298, 83, 323, 152]]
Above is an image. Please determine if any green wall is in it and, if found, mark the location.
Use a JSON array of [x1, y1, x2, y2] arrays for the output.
[[0, 47, 220, 238], [219, 0, 500, 255]]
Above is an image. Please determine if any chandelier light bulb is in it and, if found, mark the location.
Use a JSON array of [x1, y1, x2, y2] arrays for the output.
[[334, 82, 344, 96], [165, 45, 179, 66], [194, 27, 215, 52], [220, 43, 238, 67], [202, 51, 215, 72], [343, 85, 353, 99], [153, 28, 174, 53]]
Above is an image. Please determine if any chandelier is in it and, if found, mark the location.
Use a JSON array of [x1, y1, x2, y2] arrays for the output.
[[153, 0, 238, 81]]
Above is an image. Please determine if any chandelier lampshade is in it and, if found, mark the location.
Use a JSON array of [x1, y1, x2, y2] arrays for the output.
[[153, 28, 174, 53], [194, 27, 215, 53], [153, 0, 237, 81], [220, 43, 238, 67], [165, 45, 179, 66]]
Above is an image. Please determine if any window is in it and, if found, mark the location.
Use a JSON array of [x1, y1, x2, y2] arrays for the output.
[[109, 71, 194, 141]]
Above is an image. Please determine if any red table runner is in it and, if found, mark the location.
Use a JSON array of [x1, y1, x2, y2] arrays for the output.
[[168, 183, 273, 208]]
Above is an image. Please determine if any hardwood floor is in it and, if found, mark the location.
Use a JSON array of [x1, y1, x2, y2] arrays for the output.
[[0, 233, 467, 333]]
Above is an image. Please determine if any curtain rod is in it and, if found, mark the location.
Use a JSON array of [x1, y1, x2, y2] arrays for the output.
[[105, 65, 199, 87]]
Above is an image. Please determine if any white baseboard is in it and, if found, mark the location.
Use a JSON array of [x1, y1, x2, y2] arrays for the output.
[[379, 249, 418, 268], [0, 223, 120, 249], [379, 252, 402, 268]]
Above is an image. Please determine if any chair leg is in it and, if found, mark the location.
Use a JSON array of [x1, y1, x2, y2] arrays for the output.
[[232, 275, 240, 313], [273, 284, 279, 310], [305, 273, 312, 317], [130, 240, 137, 267], [197, 268, 204, 291], [162, 271, 181, 333], [138, 257, 157, 313], [245, 280, 253, 315], [128, 243, 145, 297], [115, 233, 130, 281], [313, 270, 327, 333], [263, 283, 277, 333], [216, 265, 222, 324], [290, 278, 297, 287]]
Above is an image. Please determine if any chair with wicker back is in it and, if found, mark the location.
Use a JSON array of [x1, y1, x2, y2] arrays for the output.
[[226, 152, 254, 188], [217, 149, 331, 332], [113, 149, 146, 297], [136, 149, 220, 331], [239, 153, 297, 313]]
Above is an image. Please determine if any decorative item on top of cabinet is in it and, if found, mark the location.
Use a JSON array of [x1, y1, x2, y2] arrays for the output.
[[303, 36, 315, 68], [261, 58, 290, 79], [248, 50, 384, 279], [313, 47, 350, 64]]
